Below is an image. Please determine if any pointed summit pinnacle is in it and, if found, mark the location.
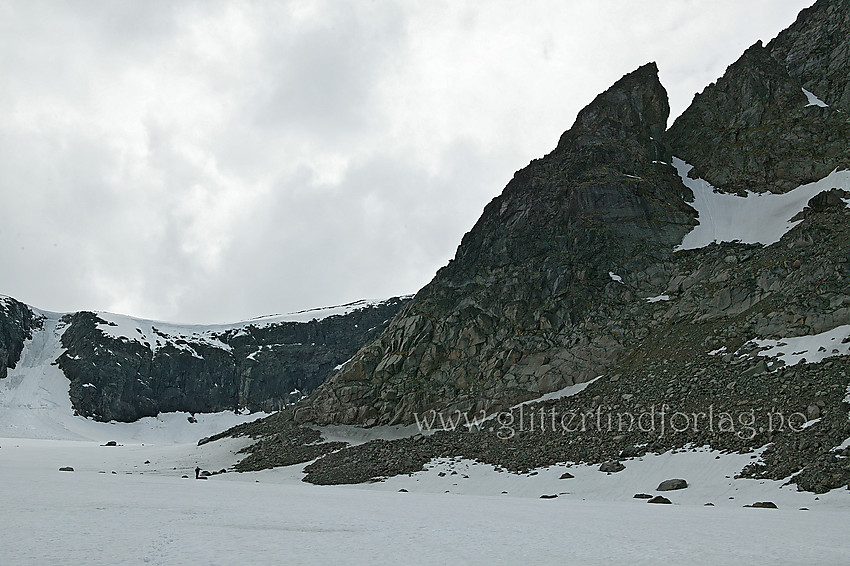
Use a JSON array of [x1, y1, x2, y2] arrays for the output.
[[561, 61, 669, 149]]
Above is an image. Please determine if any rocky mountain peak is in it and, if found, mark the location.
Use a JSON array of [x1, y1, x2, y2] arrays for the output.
[[295, 1, 850, 436], [299, 63, 696, 426], [564, 61, 669, 149], [715, 40, 807, 128], [194, 1, 850, 495]]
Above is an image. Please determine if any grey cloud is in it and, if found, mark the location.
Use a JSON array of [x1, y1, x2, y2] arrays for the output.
[[0, 0, 817, 323], [249, 3, 407, 142], [172, 138, 518, 324]]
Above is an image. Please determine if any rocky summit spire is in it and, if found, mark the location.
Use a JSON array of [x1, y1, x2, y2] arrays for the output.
[[563, 62, 669, 149], [298, 64, 696, 426]]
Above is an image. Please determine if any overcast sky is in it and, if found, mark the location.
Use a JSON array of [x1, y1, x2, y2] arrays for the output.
[[1, 0, 813, 324]]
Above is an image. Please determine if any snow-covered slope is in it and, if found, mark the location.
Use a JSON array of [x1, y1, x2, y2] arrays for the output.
[[0, 295, 413, 422], [1, 435, 848, 566], [674, 157, 850, 250], [0, 295, 411, 436], [94, 297, 409, 354], [0, 308, 265, 442]]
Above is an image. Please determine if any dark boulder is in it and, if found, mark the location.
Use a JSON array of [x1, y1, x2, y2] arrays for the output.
[[657, 479, 688, 491], [647, 496, 672, 504], [599, 461, 626, 473], [746, 501, 778, 509]]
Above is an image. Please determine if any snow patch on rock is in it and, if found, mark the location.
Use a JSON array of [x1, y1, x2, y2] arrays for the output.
[[802, 87, 829, 108], [673, 158, 850, 250], [748, 325, 850, 368]]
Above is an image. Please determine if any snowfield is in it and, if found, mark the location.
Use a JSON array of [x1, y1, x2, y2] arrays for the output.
[[0, 309, 267, 443], [750, 324, 850, 367], [802, 87, 829, 108], [673, 157, 850, 250], [2, 436, 850, 566], [1, 303, 849, 564]]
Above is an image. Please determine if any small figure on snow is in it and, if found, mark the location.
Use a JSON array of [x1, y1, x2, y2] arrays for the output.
[[195, 466, 201, 479]]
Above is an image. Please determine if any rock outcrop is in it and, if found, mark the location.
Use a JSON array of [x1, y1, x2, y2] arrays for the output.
[[0, 296, 39, 380], [57, 298, 409, 421], [296, 0, 850, 431], [768, 0, 850, 111]]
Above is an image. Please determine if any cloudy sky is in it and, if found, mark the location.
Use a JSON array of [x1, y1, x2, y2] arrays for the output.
[[1, 0, 813, 324]]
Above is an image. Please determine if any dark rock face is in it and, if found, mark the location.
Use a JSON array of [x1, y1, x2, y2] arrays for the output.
[[668, 40, 850, 194], [768, 0, 850, 111], [303, 63, 696, 426], [54, 297, 409, 422], [0, 297, 39, 380], [298, 0, 850, 434]]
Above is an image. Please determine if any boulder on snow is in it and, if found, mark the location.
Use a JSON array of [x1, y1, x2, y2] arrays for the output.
[[559, 472, 574, 479], [599, 461, 625, 473], [647, 496, 672, 504], [745, 501, 778, 509], [619, 445, 643, 458], [59, 466, 74, 472], [657, 479, 688, 491]]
